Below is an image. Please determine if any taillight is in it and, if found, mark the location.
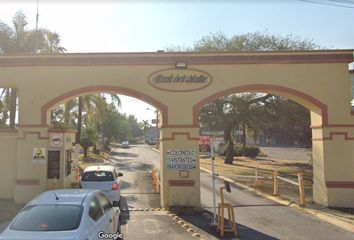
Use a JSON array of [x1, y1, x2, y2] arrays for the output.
[[112, 182, 119, 190]]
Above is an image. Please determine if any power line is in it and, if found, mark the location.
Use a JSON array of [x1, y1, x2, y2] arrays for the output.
[[299, 0, 354, 8], [328, 0, 354, 5]]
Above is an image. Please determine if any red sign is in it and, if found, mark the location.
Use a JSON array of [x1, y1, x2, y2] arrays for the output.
[[199, 136, 210, 152], [199, 136, 210, 145]]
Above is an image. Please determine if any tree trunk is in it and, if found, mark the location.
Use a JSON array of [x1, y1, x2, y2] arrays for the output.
[[242, 122, 246, 153], [9, 88, 17, 128], [76, 96, 83, 143], [224, 126, 234, 164], [83, 147, 87, 158]]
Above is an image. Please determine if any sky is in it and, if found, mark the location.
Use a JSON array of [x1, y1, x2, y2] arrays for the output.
[[1, 0, 354, 121]]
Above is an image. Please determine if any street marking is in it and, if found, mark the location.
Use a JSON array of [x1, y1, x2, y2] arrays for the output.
[[166, 212, 204, 239], [192, 233, 201, 238]]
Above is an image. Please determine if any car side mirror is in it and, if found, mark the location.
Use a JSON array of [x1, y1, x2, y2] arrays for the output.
[[112, 201, 120, 207], [117, 173, 123, 177]]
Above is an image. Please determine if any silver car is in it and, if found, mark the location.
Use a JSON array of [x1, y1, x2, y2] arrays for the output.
[[0, 189, 121, 240], [80, 165, 123, 203]]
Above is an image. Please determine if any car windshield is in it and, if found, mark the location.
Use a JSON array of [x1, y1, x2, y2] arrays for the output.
[[82, 170, 115, 181], [10, 204, 82, 231]]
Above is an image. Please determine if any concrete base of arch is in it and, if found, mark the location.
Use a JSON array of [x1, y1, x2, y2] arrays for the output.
[[159, 127, 201, 207], [312, 126, 354, 207]]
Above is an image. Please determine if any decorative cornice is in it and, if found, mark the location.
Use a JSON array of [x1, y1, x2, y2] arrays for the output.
[[18, 131, 49, 140], [312, 132, 354, 141], [326, 181, 354, 188], [168, 180, 195, 187], [161, 132, 199, 141], [15, 178, 40, 186], [0, 50, 353, 67]]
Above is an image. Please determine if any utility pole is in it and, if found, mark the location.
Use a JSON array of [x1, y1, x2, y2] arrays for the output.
[[155, 110, 159, 149], [34, 0, 39, 53], [36, 0, 39, 31]]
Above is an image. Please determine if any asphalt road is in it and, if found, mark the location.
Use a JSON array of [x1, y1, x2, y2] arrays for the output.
[[108, 145, 208, 240], [114, 145, 353, 240]]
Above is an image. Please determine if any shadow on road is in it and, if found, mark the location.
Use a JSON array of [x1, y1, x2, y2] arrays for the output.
[[113, 162, 152, 172], [174, 209, 279, 240], [111, 152, 139, 158], [119, 197, 132, 226], [118, 180, 133, 190]]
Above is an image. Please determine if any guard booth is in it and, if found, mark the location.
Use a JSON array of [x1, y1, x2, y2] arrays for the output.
[[47, 130, 77, 189]]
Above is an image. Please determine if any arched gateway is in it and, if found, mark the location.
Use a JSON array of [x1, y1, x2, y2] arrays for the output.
[[0, 50, 353, 208]]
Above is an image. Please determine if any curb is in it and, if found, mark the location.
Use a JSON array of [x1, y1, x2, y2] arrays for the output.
[[200, 167, 354, 234], [149, 147, 160, 153]]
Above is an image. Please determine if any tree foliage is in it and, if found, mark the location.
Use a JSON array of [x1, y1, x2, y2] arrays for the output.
[[167, 31, 321, 52], [50, 94, 144, 153], [192, 31, 321, 52], [0, 10, 66, 54], [0, 11, 66, 129], [188, 31, 317, 164]]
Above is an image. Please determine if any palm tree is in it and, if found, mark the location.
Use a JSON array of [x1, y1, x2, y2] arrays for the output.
[[0, 10, 65, 54], [75, 94, 121, 143], [1, 10, 66, 129]]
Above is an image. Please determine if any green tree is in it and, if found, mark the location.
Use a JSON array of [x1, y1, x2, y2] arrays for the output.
[[201, 93, 270, 164], [101, 103, 121, 146], [76, 93, 121, 143], [186, 31, 318, 164], [128, 115, 143, 138], [168, 31, 321, 52], [80, 127, 98, 158], [0, 10, 65, 54], [1, 11, 65, 129]]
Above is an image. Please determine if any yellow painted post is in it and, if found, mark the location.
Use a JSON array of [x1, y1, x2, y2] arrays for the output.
[[253, 167, 259, 187], [273, 171, 279, 196], [298, 173, 306, 207]]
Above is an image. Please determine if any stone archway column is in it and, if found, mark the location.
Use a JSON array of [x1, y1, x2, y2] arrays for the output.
[[159, 127, 201, 207], [312, 126, 354, 207], [14, 125, 49, 203]]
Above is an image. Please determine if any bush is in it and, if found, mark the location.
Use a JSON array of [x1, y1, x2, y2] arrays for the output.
[[217, 142, 226, 156], [219, 143, 260, 158], [233, 144, 260, 158], [244, 146, 260, 158], [234, 144, 243, 156]]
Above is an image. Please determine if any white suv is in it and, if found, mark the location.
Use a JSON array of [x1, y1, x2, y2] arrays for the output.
[[80, 165, 123, 203]]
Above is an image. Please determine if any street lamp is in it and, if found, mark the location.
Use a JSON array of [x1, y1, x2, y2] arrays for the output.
[[146, 108, 159, 149]]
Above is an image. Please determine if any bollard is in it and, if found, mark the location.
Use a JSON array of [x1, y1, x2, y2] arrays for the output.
[[273, 171, 279, 196], [298, 173, 306, 207]]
